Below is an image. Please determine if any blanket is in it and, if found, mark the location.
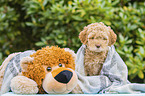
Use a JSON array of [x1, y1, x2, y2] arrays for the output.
[[1, 46, 145, 95], [0, 50, 35, 95], [75, 45, 145, 94], [2, 92, 145, 96]]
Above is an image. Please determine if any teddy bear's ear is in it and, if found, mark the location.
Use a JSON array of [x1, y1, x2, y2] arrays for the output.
[[79, 26, 88, 45], [108, 27, 117, 46], [20, 56, 34, 72], [64, 48, 76, 60]]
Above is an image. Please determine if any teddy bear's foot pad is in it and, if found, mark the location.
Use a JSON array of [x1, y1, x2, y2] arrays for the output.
[[10, 76, 38, 94]]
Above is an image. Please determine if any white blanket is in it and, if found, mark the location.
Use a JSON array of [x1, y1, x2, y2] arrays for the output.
[[2, 92, 145, 96], [0, 50, 35, 95], [1, 45, 145, 95], [75, 45, 145, 94]]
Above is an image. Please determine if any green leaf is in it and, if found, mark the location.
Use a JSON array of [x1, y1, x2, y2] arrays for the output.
[[25, 22, 34, 26], [130, 24, 138, 30], [138, 71, 144, 79], [104, 21, 111, 25], [138, 28, 142, 33], [123, 46, 128, 52], [119, 12, 123, 18], [126, 40, 132, 44], [129, 46, 133, 51], [139, 47, 144, 54], [112, 0, 120, 6], [0, 53, 2, 59], [132, 68, 138, 74], [136, 41, 142, 45], [117, 50, 125, 55], [119, 34, 124, 41], [35, 42, 45, 46], [43, 0, 48, 6], [80, 10, 86, 17], [72, 15, 83, 21], [41, 38, 46, 42]]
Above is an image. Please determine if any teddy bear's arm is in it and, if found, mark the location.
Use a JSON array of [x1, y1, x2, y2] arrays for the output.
[[10, 56, 38, 94], [10, 75, 38, 94]]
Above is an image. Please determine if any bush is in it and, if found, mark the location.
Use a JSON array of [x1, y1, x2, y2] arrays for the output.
[[0, 0, 145, 83]]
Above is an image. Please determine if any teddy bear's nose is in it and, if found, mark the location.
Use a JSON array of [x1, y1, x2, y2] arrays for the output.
[[54, 70, 73, 84]]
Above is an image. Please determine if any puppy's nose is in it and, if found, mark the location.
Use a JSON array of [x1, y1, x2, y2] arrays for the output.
[[54, 70, 73, 84], [96, 44, 101, 48]]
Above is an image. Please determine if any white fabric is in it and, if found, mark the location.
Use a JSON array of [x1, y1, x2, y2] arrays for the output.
[[0, 50, 35, 95], [1, 45, 145, 95], [2, 92, 145, 96], [75, 45, 145, 94]]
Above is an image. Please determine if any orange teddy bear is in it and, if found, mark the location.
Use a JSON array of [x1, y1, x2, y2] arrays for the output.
[[0, 46, 78, 94]]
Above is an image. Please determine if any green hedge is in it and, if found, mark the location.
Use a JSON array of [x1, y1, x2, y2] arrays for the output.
[[0, 0, 145, 83]]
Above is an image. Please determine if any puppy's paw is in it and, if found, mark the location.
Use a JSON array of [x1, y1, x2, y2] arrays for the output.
[[10, 76, 38, 94]]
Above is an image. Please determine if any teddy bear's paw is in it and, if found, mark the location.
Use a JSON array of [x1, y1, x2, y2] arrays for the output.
[[10, 76, 38, 94]]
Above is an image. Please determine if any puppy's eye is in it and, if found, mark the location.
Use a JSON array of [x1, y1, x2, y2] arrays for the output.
[[58, 63, 62, 67], [47, 67, 52, 71], [103, 37, 107, 40], [89, 37, 94, 39]]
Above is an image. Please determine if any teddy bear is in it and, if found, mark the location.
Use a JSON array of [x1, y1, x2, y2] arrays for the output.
[[0, 46, 78, 94]]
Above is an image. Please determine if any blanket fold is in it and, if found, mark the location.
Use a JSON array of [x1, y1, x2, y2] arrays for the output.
[[0, 50, 35, 95], [75, 45, 145, 94]]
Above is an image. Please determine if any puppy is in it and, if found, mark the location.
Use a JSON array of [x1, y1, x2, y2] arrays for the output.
[[79, 22, 117, 76], [71, 22, 117, 94]]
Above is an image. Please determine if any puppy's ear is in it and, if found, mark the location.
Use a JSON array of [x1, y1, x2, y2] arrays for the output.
[[20, 56, 34, 72], [79, 27, 88, 45], [64, 48, 76, 60], [108, 28, 117, 46]]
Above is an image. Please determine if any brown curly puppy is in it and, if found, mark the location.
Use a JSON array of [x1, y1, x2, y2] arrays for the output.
[[79, 22, 117, 76]]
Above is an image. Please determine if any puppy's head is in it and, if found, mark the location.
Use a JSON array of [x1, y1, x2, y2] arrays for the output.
[[79, 22, 117, 52]]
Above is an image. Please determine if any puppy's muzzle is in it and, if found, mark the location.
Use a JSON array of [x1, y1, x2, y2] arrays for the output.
[[54, 70, 73, 84], [96, 44, 101, 48]]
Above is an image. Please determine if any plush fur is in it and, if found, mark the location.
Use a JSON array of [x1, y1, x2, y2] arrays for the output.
[[0, 46, 78, 94], [10, 76, 38, 94], [21, 46, 76, 93]]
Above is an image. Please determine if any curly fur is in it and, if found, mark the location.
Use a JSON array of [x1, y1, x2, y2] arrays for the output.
[[22, 46, 75, 93], [79, 22, 117, 76]]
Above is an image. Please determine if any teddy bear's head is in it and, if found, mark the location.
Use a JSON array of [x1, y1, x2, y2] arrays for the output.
[[20, 46, 78, 94]]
